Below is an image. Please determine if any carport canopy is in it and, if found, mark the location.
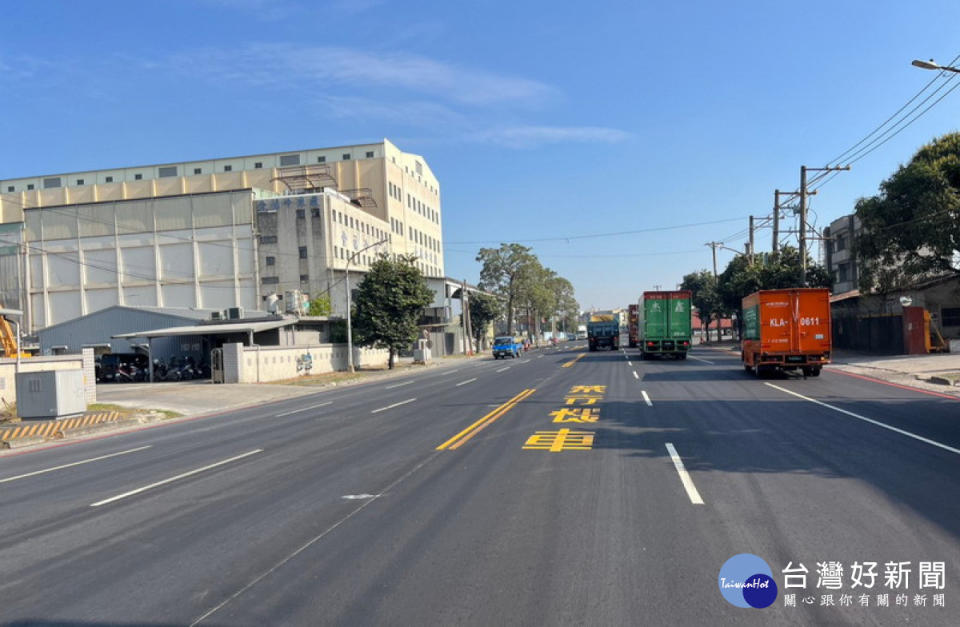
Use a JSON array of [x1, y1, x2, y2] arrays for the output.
[[112, 319, 293, 340]]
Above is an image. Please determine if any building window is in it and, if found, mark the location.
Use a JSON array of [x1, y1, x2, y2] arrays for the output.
[[317, 156, 326, 163], [5, 186, 12, 192], [27, 184, 34, 190], [134, 174, 143, 180], [416, 161, 423, 175], [299, 246, 308, 259], [836, 235, 847, 251], [943, 307, 960, 327], [342, 153, 351, 160], [838, 263, 849, 282], [254, 162, 263, 169], [262, 276, 279, 285], [296, 208, 305, 219], [260, 235, 277, 244], [224, 165, 232, 172], [76, 179, 84, 185], [300, 274, 309, 282], [280, 154, 300, 166], [43, 177, 62, 189], [265, 256, 276, 266], [193, 168, 202, 175], [158, 166, 178, 178], [311, 207, 320, 217], [366, 151, 374, 158], [105, 176, 113, 183]]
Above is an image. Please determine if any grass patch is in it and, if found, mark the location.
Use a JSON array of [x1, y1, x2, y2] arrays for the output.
[[88, 403, 182, 420]]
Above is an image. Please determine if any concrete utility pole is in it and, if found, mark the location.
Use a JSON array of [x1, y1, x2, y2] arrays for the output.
[[773, 190, 780, 253], [748, 216, 755, 264], [705, 242, 722, 278], [799, 164, 851, 285]]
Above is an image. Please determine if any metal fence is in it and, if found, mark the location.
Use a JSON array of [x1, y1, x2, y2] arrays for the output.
[[832, 314, 903, 354]]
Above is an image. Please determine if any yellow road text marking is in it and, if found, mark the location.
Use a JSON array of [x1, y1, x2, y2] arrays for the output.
[[522, 428, 595, 452], [436, 388, 535, 451]]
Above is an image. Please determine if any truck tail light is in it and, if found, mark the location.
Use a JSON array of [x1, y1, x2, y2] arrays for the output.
[[647, 341, 655, 347]]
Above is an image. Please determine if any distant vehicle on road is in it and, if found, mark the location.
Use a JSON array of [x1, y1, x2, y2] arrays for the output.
[[492, 336, 522, 359], [588, 314, 620, 351], [628, 303, 639, 348], [741, 288, 831, 377], [639, 291, 692, 359]]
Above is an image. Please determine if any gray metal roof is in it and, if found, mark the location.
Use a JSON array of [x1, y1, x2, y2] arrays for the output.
[[113, 318, 294, 339]]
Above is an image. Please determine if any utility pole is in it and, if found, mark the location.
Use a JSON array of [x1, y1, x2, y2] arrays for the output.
[[799, 166, 808, 284], [799, 164, 851, 285], [748, 215, 755, 264], [772, 189, 780, 253], [705, 242, 722, 278]]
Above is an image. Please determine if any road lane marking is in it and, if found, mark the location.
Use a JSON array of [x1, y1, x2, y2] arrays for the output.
[[519, 359, 531, 363], [190, 450, 441, 627], [765, 383, 960, 456], [688, 355, 715, 365], [90, 449, 263, 507], [371, 398, 417, 414], [642, 390, 653, 406], [628, 361, 633, 366], [632, 371, 639, 379], [562, 353, 586, 368], [537, 355, 544, 359], [437, 388, 535, 451], [0, 446, 152, 484], [496, 366, 510, 373], [384, 380, 414, 389], [276, 401, 333, 417], [455, 377, 478, 387], [665, 443, 704, 504], [437, 369, 460, 377], [342, 493, 379, 500]]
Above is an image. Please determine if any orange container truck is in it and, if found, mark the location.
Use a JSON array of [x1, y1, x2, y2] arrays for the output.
[[741, 288, 831, 377]]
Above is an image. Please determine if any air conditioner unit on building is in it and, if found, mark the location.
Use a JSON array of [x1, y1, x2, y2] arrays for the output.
[[227, 307, 244, 320], [211, 311, 223, 320]]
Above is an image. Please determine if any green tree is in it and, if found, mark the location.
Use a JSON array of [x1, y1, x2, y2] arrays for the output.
[[468, 291, 501, 351], [352, 254, 433, 369], [856, 132, 960, 290], [680, 270, 721, 341], [549, 276, 579, 335], [715, 247, 832, 332], [307, 294, 332, 316], [476, 243, 536, 335]]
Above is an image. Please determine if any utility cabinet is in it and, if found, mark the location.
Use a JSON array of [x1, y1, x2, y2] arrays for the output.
[[15, 370, 86, 419]]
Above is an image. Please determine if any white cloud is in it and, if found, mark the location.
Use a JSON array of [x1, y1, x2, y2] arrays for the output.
[[176, 43, 555, 106], [466, 125, 632, 148], [317, 95, 466, 127]]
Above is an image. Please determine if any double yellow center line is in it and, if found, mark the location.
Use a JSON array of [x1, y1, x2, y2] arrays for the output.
[[437, 388, 536, 450], [561, 353, 586, 368]]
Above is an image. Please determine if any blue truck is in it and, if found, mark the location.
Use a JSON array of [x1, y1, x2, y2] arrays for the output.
[[492, 336, 522, 359]]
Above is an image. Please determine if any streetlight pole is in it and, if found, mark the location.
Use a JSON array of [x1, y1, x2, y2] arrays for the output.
[[345, 238, 388, 373], [912, 59, 960, 74]]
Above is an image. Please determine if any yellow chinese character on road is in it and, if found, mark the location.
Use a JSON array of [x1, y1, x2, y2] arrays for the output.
[[569, 385, 606, 394], [564, 395, 600, 405], [549, 407, 599, 423], [523, 428, 595, 451]]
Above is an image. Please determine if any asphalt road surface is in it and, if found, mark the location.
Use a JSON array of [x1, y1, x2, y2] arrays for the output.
[[1, 342, 958, 626]]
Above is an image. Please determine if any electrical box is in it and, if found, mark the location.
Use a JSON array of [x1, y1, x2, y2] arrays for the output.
[[15, 370, 86, 419]]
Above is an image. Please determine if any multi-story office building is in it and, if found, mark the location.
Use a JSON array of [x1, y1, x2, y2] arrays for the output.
[[0, 140, 445, 332], [824, 214, 860, 295]]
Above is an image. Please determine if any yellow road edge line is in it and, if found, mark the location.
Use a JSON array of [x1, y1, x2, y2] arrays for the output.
[[436, 388, 535, 451]]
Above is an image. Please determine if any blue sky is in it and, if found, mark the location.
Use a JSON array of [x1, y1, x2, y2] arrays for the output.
[[2, 1, 959, 310]]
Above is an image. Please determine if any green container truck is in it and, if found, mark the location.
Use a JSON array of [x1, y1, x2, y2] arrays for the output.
[[639, 290, 692, 360]]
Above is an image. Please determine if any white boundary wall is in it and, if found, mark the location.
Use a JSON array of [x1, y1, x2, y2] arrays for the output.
[[0, 348, 96, 407], [222, 343, 389, 383]]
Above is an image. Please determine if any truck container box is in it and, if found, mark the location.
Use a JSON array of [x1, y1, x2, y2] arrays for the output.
[[741, 288, 831, 377], [639, 290, 692, 359]]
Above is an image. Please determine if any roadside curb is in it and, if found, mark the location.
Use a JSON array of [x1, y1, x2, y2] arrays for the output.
[[0, 411, 126, 448]]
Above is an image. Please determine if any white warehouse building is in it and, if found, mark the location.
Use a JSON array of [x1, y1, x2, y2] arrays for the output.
[[0, 139, 445, 333]]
